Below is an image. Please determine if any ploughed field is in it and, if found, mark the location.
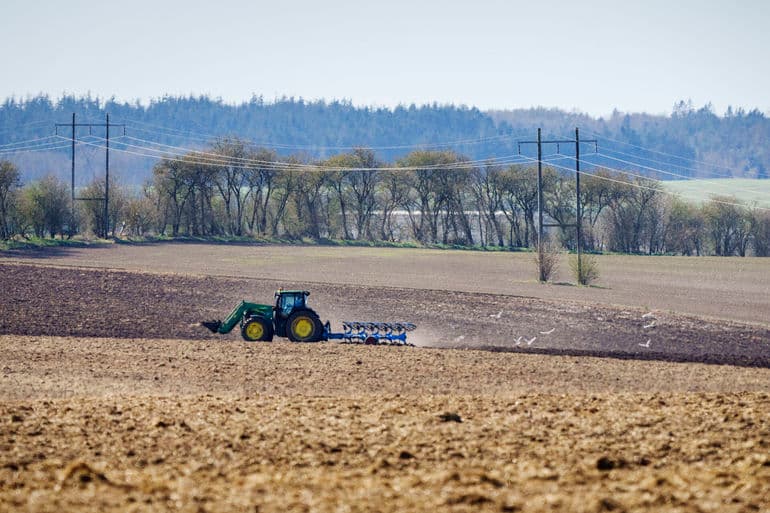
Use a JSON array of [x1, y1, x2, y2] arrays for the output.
[[1, 245, 770, 512]]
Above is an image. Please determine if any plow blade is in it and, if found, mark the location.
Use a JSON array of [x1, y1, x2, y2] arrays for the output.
[[326, 321, 417, 345]]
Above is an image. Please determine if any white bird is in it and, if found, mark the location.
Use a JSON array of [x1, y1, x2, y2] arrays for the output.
[[489, 311, 503, 319], [642, 312, 655, 319], [540, 328, 555, 335], [639, 339, 651, 348], [454, 335, 465, 342], [526, 337, 537, 346], [643, 321, 657, 329], [514, 336, 523, 346]]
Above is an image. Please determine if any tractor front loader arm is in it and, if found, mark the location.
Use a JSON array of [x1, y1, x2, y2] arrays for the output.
[[202, 301, 272, 335]]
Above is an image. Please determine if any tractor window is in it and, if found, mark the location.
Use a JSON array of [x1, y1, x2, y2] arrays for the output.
[[279, 294, 304, 316]]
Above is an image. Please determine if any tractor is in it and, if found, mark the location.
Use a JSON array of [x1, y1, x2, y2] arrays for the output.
[[201, 289, 415, 345]]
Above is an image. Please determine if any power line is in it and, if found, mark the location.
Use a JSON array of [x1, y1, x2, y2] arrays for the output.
[[0, 141, 71, 155], [583, 152, 765, 198], [595, 145, 735, 179], [119, 117, 531, 152], [68, 135, 551, 172], [0, 120, 51, 137], [518, 153, 770, 212], [0, 135, 61, 149], [581, 128, 742, 173]]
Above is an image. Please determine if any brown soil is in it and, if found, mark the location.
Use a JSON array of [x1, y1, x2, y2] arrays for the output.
[[2, 393, 768, 513], [3, 243, 768, 326], [1, 250, 770, 512], [1, 262, 768, 368]]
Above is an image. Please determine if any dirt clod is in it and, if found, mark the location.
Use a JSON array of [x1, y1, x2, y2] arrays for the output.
[[439, 412, 463, 423]]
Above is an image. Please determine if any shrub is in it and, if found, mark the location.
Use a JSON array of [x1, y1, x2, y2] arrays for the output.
[[570, 253, 600, 286], [534, 238, 561, 282]]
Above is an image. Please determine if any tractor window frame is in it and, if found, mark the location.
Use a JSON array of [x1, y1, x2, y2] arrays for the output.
[[278, 293, 305, 316]]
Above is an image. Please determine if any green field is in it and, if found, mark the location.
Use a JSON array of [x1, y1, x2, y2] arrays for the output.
[[663, 178, 770, 208]]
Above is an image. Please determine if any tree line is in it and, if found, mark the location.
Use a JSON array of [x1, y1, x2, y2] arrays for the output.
[[1, 142, 768, 257], [2, 95, 769, 186]]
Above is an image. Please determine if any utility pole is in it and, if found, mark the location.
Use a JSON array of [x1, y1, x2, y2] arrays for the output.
[[70, 113, 76, 230], [536, 128, 543, 245], [55, 114, 125, 238], [105, 113, 110, 238], [519, 128, 597, 282], [575, 127, 583, 280]]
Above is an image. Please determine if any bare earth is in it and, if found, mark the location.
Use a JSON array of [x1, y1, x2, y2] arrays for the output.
[[3, 243, 768, 325], [1, 244, 769, 512]]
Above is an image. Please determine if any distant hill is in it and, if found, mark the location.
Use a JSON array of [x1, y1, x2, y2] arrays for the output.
[[1, 95, 768, 186], [662, 179, 770, 209]]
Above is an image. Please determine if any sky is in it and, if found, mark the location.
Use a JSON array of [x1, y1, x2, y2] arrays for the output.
[[1, 0, 768, 117]]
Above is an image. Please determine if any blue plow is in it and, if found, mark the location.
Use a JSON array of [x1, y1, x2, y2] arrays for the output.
[[324, 321, 417, 346]]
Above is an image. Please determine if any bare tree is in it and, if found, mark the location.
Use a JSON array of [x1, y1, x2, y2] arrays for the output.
[[471, 164, 506, 247], [703, 196, 752, 256]]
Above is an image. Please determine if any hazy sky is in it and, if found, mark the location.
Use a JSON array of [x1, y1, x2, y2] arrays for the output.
[[1, 0, 768, 117]]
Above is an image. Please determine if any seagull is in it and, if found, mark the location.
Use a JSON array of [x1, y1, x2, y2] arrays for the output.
[[513, 336, 524, 346], [540, 328, 555, 335], [454, 335, 465, 342], [526, 337, 537, 346], [639, 339, 651, 348], [642, 312, 656, 319], [489, 311, 503, 319], [643, 321, 657, 329]]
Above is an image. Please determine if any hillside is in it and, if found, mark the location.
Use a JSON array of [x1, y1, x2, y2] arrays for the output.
[[663, 178, 770, 208], [1, 95, 769, 185]]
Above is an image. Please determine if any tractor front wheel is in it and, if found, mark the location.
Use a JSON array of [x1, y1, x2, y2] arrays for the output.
[[241, 317, 274, 342], [286, 311, 323, 342]]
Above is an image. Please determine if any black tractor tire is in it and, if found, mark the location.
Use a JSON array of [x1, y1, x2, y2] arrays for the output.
[[286, 310, 324, 342], [241, 317, 274, 342]]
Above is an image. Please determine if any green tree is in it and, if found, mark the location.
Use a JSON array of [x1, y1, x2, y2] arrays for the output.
[[19, 174, 70, 238], [0, 160, 21, 239], [80, 178, 127, 237], [665, 197, 706, 255]]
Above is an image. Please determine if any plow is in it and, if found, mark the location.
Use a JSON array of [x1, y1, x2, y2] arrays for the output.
[[202, 289, 416, 346]]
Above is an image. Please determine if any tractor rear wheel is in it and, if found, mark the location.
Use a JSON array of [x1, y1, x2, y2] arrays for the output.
[[286, 311, 323, 342], [241, 317, 273, 342]]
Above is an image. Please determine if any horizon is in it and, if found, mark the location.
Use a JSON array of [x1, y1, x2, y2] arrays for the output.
[[1, 91, 763, 120]]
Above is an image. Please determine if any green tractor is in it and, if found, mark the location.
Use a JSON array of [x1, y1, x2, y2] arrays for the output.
[[202, 289, 325, 342]]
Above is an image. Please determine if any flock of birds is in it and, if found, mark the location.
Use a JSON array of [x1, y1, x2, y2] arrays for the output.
[[477, 309, 659, 350], [639, 311, 658, 348]]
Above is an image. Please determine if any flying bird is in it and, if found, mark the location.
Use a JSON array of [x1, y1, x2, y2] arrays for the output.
[[642, 312, 655, 319], [526, 337, 537, 346], [639, 339, 651, 348], [643, 321, 657, 329], [514, 336, 523, 346], [489, 311, 503, 319], [540, 328, 555, 335]]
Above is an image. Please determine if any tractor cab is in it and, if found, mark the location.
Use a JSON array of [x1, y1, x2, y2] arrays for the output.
[[274, 290, 310, 318]]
